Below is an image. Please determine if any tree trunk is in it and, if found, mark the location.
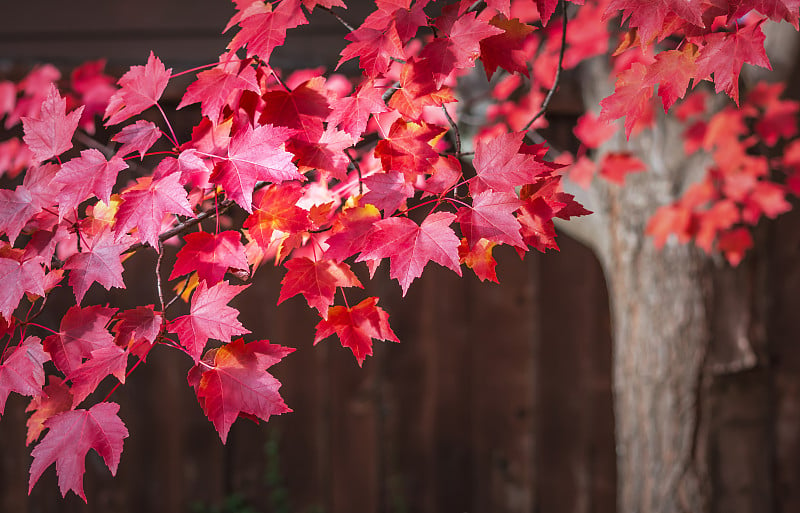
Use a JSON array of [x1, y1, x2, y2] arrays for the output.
[[572, 52, 781, 512]]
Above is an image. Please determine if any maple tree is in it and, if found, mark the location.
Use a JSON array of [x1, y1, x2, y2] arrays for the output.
[[0, 0, 799, 504]]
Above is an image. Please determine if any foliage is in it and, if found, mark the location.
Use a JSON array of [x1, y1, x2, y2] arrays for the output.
[[0, 0, 798, 501]]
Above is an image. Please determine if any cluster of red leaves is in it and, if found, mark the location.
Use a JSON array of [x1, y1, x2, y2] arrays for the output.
[[0, 0, 797, 501]]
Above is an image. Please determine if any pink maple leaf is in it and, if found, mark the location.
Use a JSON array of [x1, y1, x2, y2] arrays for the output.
[[169, 230, 249, 285], [22, 83, 84, 163], [168, 280, 251, 362], [28, 402, 128, 501], [104, 52, 172, 126], [357, 211, 462, 296]]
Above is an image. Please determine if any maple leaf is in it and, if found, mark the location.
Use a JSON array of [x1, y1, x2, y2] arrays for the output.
[[210, 123, 301, 212], [114, 172, 195, 249], [695, 20, 771, 105], [188, 338, 294, 443], [323, 203, 383, 262], [25, 376, 73, 445], [66, 345, 128, 405], [357, 212, 462, 296], [54, 149, 128, 218], [111, 120, 162, 159], [338, 22, 406, 77], [517, 196, 560, 252], [104, 52, 171, 126], [387, 59, 456, 121], [0, 186, 41, 244], [599, 152, 647, 184], [258, 77, 331, 143], [243, 183, 311, 249], [0, 257, 46, 321], [178, 57, 259, 124], [228, 0, 308, 62], [458, 238, 499, 283], [314, 296, 399, 366], [599, 62, 655, 139], [374, 119, 446, 178], [278, 257, 363, 317], [21, 83, 84, 163], [457, 191, 525, 249], [470, 132, 556, 195], [168, 280, 251, 362], [43, 305, 117, 376], [28, 401, 128, 501], [170, 231, 249, 285], [63, 229, 130, 304], [0, 336, 49, 417], [479, 15, 536, 80], [327, 79, 389, 138], [362, 170, 415, 215], [573, 112, 617, 149], [113, 305, 162, 357], [603, 0, 704, 45], [420, 11, 504, 87], [645, 44, 699, 112]]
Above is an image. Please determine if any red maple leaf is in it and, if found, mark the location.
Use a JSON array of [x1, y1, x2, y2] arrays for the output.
[[243, 183, 311, 249], [278, 257, 363, 317], [599, 152, 647, 184], [479, 15, 536, 80], [228, 0, 307, 62], [178, 56, 259, 124], [111, 120, 162, 159], [603, 0, 703, 45], [0, 336, 49, 416], [170, 231, 249, 285], [470, 132, 556, 194], [63, 229, 130, 304], [457, 191, 525, 249], [599, 62, 655, 139], [168, 280, 251, 362], [113, 172, 195, 249], [25, 376, 73, 445], [644, 44, 699, 112], [387, 58, 456, 121], [327, 79, 389, 138], [695, 20, 771, 105], [323, 203, 383, 262], [54, 149, 128, 218], [458, 238, 499, 283], [21, 83, 84, 163], [573, 112, 618, 149], [374, 119, 446, 178], [357, 211, 462, 296], [314, 296, 399, 366], [0, 257, 46, 321], [104, 52, 172, 126], [338, 22, 406, 77], [419, 10, 503, 86], [362, 170, 415, 215], [259, 77, 331, 143], [28, 402, 128, 501], [516, 197, 560, 252], [188, 338, 294, 442], [113, 305, 163, 357], [66, 345, 128, 405], [43, 305, 117, 376], [210, 123, 301, 212]]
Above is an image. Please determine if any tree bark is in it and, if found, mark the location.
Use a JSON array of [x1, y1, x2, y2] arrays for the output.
[[572, 46, 784, 511]]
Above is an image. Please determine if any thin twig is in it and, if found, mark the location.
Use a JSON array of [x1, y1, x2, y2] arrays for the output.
[[442, 105, 461, 156], [320, 5, 355, 32], [344, 149, 364, 195], [155, 241, 165, 311], [522, 3, 568, 133], [74, 130, 153, 176]]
